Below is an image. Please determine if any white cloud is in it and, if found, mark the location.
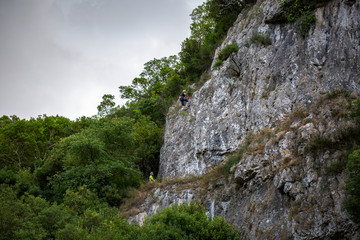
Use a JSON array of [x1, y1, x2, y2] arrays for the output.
[[0, 0, 205, 120]]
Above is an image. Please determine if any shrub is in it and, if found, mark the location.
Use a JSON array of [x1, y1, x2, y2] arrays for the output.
[[87, 217, 139, 240], [218, 43, 239, 61], [280, 0, 316, 36], [0, 186, 77, 240], [223, 146, 247, 174], [0, 186, 43, 240], [55, 224, 88, 240], [325, 155, 348, 176], [304, 135, 336, 154], [0, 167, 17, 185], [345, 149, 360, 223], [213, 43, 239, 70], [213, 59, 224, 70], [223, 155, 240, 173], [29, 198, 75, 239], [63, 186, 107, 215], [325, 89, 351, 100], [351, 99, 360, 124], [297, 11, 316, 36], [249, 31, 271, 46], [138, 201, 242, 240], [15, 168, 41, 197]]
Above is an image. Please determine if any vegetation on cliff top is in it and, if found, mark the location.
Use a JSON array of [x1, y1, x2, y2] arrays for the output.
[[280, 0, 317, 36]]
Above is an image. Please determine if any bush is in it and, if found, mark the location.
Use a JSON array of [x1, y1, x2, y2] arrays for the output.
[[304, 135, 336, 154], [0, 186, 76, 240], [213, 43, 239, 70], [15, 168, 41, 197], [88, 217, 139, 240], [63, 186, 107, 216], [0, 167, 17, 185], [218, 43, 239, 61], [47, 117, 142, 205], [223, 155, 241, 174], [55, 224, 88, 240], [0, 186, 43, 240], [297, 11, 316, 36], [138, 201, 242, 240], [222, 143, 250, 174], [24, 195, 76, 239], [213, 59, 224, 70], [351, 99, 360, 124], [345, 149, 360, 223], [249, 31, 271, 46], [280, 0, 316, 36]]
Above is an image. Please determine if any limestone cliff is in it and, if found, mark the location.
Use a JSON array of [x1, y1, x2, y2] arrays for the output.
[[125, 0, 360, 239], [159, 0, 360, 179]]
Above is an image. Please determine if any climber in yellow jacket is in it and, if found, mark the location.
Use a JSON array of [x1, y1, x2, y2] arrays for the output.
[[149, 171, 155, 183]]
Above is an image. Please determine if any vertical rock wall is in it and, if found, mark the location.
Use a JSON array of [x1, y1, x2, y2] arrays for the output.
[[128, 94, 359, 238], [126, 0, 360, 239], [159, 0, 360, 179]]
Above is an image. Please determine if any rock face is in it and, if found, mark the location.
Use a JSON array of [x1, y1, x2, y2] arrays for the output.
[[127, 0, 360, 239], [159, 0, 360, 179], [128, 94, 359, 239]]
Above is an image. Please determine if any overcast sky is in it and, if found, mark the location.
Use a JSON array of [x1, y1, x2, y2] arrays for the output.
[[0, 0, 204, 120]]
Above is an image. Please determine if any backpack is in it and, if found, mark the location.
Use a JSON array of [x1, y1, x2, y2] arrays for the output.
[[179, 92, 186, 100]]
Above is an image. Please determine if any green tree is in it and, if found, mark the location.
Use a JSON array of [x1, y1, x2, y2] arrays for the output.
[[179, 37, 212, 83], [97, 94, 116, 117], [0, 186, 80, 240], [133, 115, 163, 176], [0, 115, 12, 128], [119, 56, 179, 102], [0, 186, 45, 240], [207, 0, 244, 38], [23, 193, 76, 239], [0, 115, 72, 170], [46, 117, 141, 204], [189, 2, 215, 44], [138, 201, 242, 240], [179, 0, 244, 83]]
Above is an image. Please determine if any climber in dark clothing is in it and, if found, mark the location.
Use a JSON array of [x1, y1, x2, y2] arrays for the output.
[[179, 90, 189, 109]]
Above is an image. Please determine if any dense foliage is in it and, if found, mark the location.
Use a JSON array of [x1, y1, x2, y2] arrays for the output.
[[0, 192, 242, 240], [137, 201, 242, 240], [344, 99, 360, 223], [0, 113, 243, 239], [0, 115, 74, 170], [280, 0, 316, 36], [180, 0, 244, 83], [345, 149, 360, 223]]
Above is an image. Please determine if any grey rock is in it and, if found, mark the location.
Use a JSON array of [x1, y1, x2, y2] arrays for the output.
[[130, 0, 360, 239], [160, 0, 360, 180]]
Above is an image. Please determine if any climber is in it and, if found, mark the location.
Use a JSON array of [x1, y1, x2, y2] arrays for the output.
[[179, 90, 189, 110], [149, 171, 155, 183]]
